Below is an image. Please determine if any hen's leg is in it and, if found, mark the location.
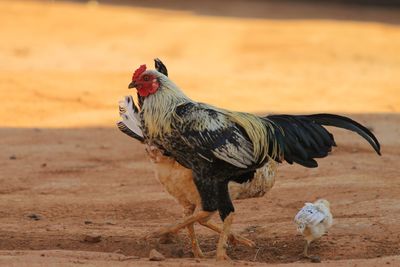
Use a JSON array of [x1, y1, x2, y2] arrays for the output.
[[147, 211, 213, 238], [183, 206, 204, 258], [186, 223, 204, 258], [199, 220, 255, 247], [216, 212, 234, 261]]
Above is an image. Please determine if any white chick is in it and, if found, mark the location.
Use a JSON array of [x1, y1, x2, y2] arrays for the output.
[[294, 199, 333, 258]]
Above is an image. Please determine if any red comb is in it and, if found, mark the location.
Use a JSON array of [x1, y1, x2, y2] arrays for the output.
[[132, 64, 147, 81]]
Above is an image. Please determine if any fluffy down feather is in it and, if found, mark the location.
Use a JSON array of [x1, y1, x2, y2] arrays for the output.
[[294, 199, 333, 257]]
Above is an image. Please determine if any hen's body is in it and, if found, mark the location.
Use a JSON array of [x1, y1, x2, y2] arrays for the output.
[[147, 145, 276, 207]]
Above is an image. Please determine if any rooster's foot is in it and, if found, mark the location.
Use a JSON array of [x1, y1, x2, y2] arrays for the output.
[[229, 234, 255, 247]]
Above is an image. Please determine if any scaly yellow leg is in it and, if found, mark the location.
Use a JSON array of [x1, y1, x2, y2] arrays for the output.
[[186, 223, 204, 258], [146, 211, 213, 238], [216, 212, 234, 261], [199, 220, 255, 248]]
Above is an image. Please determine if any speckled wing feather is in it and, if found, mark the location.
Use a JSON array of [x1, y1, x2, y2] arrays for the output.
[[172, 103, 257, 169], [294, 203, 327, 233], [117, 95, 144, 142]]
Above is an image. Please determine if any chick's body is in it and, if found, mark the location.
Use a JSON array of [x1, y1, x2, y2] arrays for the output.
[[294, 199, 333, 257]]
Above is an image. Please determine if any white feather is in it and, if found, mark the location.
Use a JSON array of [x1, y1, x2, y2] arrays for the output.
[[294, 201, 329, 234], [118, 95, 143, 138]]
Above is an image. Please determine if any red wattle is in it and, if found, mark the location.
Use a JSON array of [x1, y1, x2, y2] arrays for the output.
[[137, 88, 150, 97], [137, 81, 159, 97]]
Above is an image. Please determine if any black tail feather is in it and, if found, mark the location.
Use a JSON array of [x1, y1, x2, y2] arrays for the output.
[[307, 114, 381, 155], [266, 113, 381, 168]]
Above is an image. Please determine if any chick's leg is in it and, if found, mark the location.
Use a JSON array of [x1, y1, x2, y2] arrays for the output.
[[303, 240, 311, 257], [216, 212, 234, 261], [199, 220, 255, 248]]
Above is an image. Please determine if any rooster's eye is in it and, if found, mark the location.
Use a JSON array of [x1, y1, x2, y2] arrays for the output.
[[143, 75, 150, 81]]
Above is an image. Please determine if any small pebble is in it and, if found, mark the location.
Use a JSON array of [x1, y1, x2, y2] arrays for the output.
[[9, 155, 16, 160], [149, 249, 165, 261]]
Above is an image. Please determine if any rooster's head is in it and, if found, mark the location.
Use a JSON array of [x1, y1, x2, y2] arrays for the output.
[[128, 64, 163, 97]]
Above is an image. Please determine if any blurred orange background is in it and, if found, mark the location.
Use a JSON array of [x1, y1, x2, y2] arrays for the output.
[[1, 0, 399, 128]]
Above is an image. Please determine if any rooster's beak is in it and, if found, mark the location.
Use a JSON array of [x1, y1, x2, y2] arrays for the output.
[[128, 81, 136, 89]]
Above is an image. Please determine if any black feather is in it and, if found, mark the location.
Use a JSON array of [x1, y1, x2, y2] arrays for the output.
[[154, 58, 168, 77], [267, 113, 381, 168], [117, 121, 144, 143], [307, 114, 381, 155]]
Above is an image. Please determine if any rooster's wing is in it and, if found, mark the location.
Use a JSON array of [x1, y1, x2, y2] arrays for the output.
[[171, 102, 257, 169]]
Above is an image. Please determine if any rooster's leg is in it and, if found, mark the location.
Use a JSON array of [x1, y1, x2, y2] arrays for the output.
[[216, 212, 234, 261], [186, 223, 204, 258], [199, 220, 255, 248], [183, 206, 204, 258], [147, 211, 213, 238]]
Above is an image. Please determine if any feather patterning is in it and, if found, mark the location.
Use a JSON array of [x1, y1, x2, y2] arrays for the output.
[[117, 92, 276, 258], [117, 95, 277, 201], [122, 58, 380, 261], [117, 96, 144, 142]]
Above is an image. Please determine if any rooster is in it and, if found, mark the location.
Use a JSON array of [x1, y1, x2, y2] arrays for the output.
[[117, 59, 276, 258], [126, 59, 380, 260]]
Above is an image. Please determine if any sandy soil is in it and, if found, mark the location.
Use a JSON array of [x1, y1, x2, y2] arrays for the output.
[[1, 0, 400, 266]]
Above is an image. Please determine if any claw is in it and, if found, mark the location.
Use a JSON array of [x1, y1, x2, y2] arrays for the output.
[[229, 234, 255, 247]]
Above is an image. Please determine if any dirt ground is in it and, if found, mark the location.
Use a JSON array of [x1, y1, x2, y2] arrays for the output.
[[1, 0, 400, 266]]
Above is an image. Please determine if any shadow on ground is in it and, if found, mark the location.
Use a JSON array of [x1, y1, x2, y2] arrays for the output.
[[62, 0, 400, 24]]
